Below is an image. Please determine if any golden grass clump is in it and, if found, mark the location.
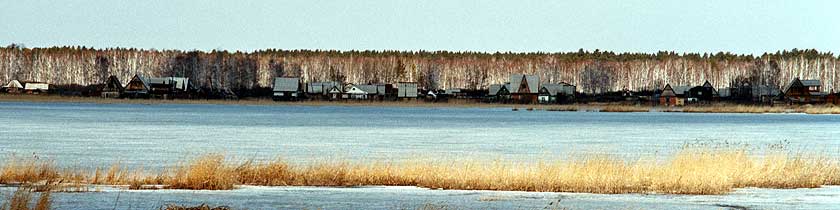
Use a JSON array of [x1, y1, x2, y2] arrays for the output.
[[0, 157, 59, 184], [0, 186, 51, 210], [1, 147, 839, 195], [166, 154, 236, 190]]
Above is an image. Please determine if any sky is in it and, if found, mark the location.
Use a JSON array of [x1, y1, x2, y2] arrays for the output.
[[1, 0, 838, 54]]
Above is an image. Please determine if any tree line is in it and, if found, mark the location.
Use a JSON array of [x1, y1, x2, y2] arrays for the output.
[[1, 44, 838, 94]]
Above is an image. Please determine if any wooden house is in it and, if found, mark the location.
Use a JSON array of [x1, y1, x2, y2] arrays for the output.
[[538, 83, 576, 104], [123, 74, 150, 98], [306, 81, 341, 99], [326, 84, 343, 100], [101, 76, 124, 98], [510, 74, 540, 104], [147, 77, 193, 98], [2, 80, 23, 93], [487, 83, 511, 102], [686, 81, 718, 103], [660, 84, 690, 106], [783, 78, 824, 103], [397, 82, 418, 99], [273, 77, 302, 101], [23, 82, 49, 94]]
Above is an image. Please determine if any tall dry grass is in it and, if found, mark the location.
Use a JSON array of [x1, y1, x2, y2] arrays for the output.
[[1, 148, 839, 195], [0, 186, 51, 210]]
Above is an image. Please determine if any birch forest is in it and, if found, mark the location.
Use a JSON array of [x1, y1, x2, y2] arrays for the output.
[[1, 45, 838, 93]]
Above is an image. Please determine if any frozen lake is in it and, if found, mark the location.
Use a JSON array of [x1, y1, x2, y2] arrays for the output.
[[2, 101, 840, 168], [2, 101, 840, 209]]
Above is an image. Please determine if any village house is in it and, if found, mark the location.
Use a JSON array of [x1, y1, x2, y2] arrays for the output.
[[306, 81, 341, 99], [397, 82, 418, 99], [538, 82, 576, 104], [100, 76, 124, 98], [686, 81, 718, 104], [751, 85, 781, 104], [444, 88, 465, 99], [123, 74, 150, 98], [344, 84, 371, 100], [783, 78, 824, 104], [487, 83, 511, 103], [660, 84, 691, 106], [510, 74, 540, 104], [273, 77, 303, 101], [146, 77, 193, 99], [22, 82, 49, 94], [2, 80, 23, 94]]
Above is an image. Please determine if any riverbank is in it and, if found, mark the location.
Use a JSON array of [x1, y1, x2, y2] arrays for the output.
[[2, 147, 838, 195], [2, 94, 840, 114]]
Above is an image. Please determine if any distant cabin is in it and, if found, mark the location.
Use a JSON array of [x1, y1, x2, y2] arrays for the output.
[[23, 82, 49, 94], [487, 83, 511, 102], [660, 84, 690, 106], [344, 84, 370, 100], [510, 74, 540, 104], [397, 82, 418, 99], [307, 81, 341, 96], [101, 76, 124, 98], [326, 84, 343, 100], [3, 80, 23, 94], [444, 88, 464, 98], [686, 81, 718, 103], [147, 77, 192, 98], [783, 78, 824, 103], [538, 83, 576, 104], [273, 77, 302, 101], [123, 74, 150, 98]]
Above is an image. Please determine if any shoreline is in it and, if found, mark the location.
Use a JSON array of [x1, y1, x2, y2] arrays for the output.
[[2, 94, 840, 114]]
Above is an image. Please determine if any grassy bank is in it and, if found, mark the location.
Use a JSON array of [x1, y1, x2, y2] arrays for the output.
[[2, 147, 838, 195]]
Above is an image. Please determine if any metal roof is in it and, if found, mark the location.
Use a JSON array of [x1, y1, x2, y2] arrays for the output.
[[751, 85, 780, 97], [356, 84, 379, 94], [149, 77, 190, 91], [801, 80, 821, 87], [307, 81, 340, 94], [398, 83, 418, 97], [509, 74, 539, 93], [24, 83, 49, 90], [540, 83, 575, 95], [273, 77, 301, 92], [672, 86, 692, 95], [488, 84, 501, 96], [3, 80, 23, 89]]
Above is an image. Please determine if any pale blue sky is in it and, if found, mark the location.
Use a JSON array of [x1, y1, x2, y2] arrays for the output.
[[1, 0, 838, 54]]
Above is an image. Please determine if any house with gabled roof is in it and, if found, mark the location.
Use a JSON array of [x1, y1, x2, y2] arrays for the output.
[[660, 84, 690, 106], [101, 75, 124, 98], [3, 80, 23, 94], [344, 84, 371, 100], [686, 80, 718, 103], [486, 83, 511, 103], [510, 74, 540, 104], [783, 77, 824, 103], [538, 82, 576, 104], [273, 77, 302, 101], [123, 74, 150, 98]]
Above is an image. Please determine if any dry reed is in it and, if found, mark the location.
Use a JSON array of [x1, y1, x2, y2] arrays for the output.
[[0, 186, 51, 210], [1, 148, 838, 195]]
